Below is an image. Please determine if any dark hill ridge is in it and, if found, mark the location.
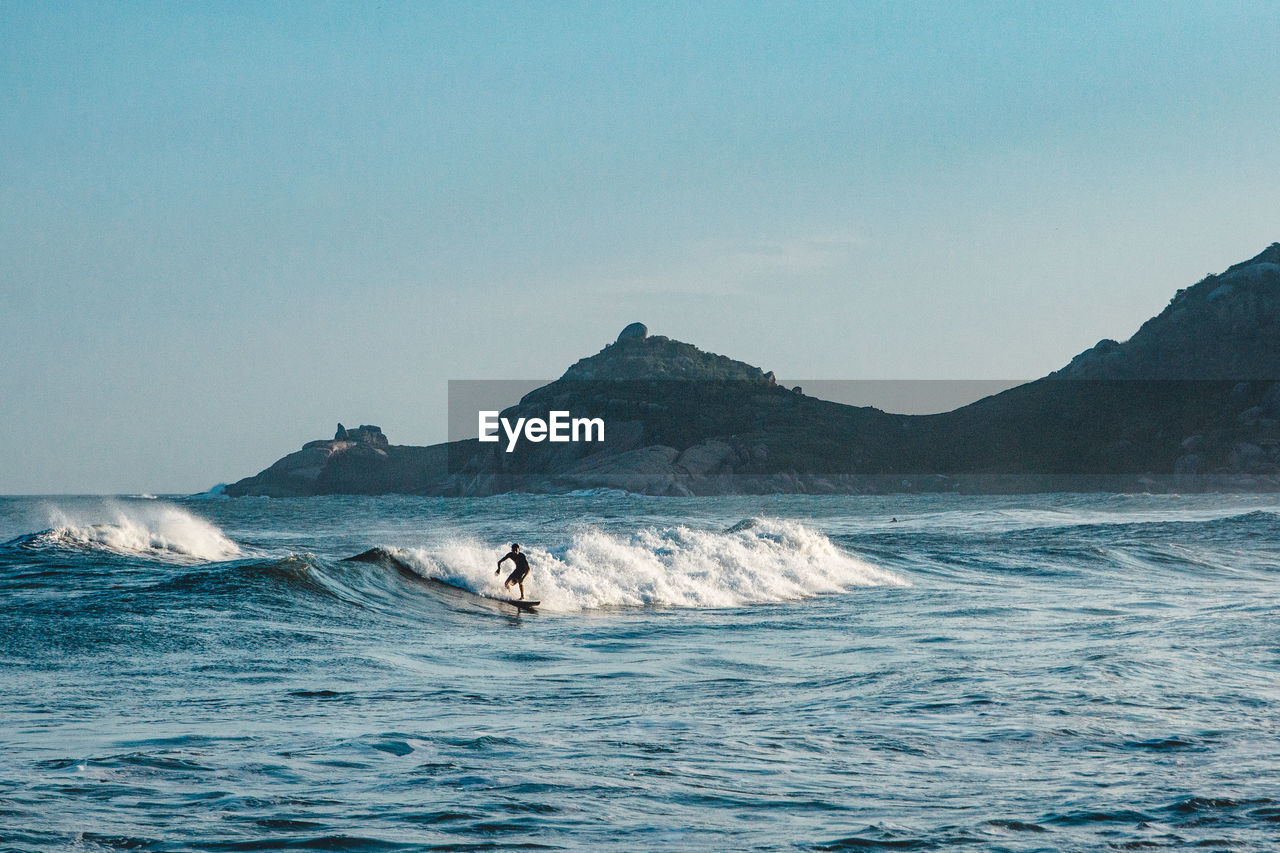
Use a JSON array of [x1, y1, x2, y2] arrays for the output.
[[1059, 243, 1280, 380], [559, 323, 778, 383], [222, 243, 1280, 496]]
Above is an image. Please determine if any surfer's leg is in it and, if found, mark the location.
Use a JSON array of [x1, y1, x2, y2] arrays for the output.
[[517, 581, 525, 600]]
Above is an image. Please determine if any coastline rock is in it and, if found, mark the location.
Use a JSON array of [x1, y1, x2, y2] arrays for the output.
[[1174, 454, 1204, 475], [1229, 442, 1265, 472], [558, 445, 682, 494], [677, 440, 736, 477]]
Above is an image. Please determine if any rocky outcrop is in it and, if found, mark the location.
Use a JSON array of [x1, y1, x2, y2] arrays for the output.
[[616, 322, 648, 342], [1016, 243, 1280, 483], [1058, 243, 1280, 380], [220, 244, 1280, 496], [333, 424, 388, 446], [560, 333, 776, 383], [224, 429, 447, 497]]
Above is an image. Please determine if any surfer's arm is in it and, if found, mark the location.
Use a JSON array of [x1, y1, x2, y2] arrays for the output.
[[495, 552, 510, 574]]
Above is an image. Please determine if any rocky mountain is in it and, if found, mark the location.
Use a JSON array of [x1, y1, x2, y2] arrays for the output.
[[981, 242, 1280, 482], [223, 423, 447, 498], [221, 244, 1280, 496], [1059, 243, 1280, 380]]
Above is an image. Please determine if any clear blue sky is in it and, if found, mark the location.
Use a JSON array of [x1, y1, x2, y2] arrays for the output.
[[3, 1, 1279, 493]]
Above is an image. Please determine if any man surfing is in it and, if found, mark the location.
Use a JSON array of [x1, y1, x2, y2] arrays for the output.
[[495, 543, 531, 600]]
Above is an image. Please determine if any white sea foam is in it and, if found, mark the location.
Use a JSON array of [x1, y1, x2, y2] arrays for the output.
[[36, 502, 241, 563], [394, 518, 906, 612]]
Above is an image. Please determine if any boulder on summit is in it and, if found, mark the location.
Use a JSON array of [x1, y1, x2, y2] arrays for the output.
[[617, 322, 648, 342]]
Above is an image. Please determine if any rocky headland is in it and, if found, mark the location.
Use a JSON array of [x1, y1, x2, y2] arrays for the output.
[[222, 244, 1280, 496]]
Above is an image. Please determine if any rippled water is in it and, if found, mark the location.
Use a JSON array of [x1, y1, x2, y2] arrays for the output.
[[2, 492, 1278, 851]]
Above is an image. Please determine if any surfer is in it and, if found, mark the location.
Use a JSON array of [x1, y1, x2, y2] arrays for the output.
[[495, 543, 531, 600]]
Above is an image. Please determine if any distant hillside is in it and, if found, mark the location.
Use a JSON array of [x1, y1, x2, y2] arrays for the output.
[[222, 244, 1280, 496], [1059, 243, 1280, 379]]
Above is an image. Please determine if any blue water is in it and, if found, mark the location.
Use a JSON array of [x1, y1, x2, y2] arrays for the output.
[[2, 492, 1278, 851]]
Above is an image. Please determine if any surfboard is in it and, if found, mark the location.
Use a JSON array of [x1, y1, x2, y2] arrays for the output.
[[485, 595, 540, 610]]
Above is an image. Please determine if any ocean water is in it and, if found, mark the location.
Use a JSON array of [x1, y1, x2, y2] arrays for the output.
[[2, 492, 1278, 851]]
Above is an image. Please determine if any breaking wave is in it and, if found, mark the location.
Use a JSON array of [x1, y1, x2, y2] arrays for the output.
[[389, 518, 906, 612], [18, 502, 241, 563]]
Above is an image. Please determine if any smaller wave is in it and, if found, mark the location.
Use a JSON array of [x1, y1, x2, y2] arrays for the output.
[[21, 502, 241, 563], [891, 503, 1280, 538], [388, 518, 906, 612], [562, 487, 644, 498], [1207, 509, 1280, 527]]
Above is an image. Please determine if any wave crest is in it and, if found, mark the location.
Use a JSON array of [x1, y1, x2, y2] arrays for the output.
[[24, 502, 241, 563], [392, 518, 906, 611]]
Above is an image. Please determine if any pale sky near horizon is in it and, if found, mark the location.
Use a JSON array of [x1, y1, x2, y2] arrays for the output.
[[4, 1, 1280, 494]]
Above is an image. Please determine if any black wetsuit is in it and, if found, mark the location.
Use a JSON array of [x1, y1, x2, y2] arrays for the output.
[[500, 551, 529, 585]]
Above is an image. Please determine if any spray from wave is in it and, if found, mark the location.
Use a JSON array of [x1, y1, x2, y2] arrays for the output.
[[28, 502, 241, 563], [391, 518, 906, 612]]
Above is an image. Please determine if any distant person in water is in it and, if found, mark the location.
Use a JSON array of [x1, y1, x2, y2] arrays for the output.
[[495, 543, 531, 600]]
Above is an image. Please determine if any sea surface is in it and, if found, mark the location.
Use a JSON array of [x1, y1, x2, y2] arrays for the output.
[[1, 492, 1278, 851]]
